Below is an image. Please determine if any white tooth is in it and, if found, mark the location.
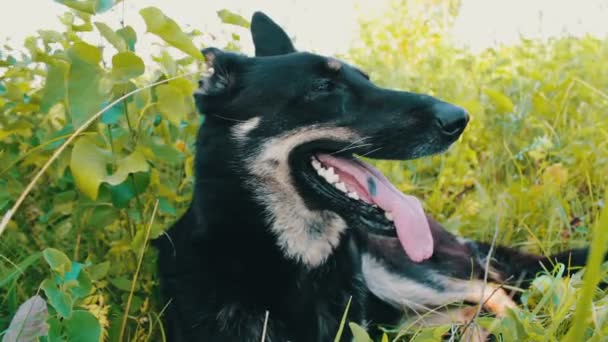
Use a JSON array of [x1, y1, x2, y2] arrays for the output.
[[327, 173, 340, 184], [327, 166, 335, 175], [385, 212, 394, 221], [312, 160, 321, 170], [335, 182, 347, 193], [347, 192, 360, 200]]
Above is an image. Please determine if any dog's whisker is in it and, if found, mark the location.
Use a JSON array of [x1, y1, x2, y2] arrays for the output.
[[357, 147, 383, 158], [212, 114, 249, 123], [328, 136, 371, 154], [330, 143, 374, 155]]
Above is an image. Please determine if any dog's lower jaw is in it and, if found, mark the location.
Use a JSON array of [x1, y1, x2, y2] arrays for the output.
[[241, 124, 361, 268]]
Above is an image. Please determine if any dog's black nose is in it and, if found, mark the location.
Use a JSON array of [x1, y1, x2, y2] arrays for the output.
[[433, 103, 469, 136]]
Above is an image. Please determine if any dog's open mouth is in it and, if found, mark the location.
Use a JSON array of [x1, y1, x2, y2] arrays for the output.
[[311, 153, 433, 262]]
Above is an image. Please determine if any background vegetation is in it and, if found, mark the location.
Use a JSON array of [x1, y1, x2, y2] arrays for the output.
[[1, 0, 607, 341]]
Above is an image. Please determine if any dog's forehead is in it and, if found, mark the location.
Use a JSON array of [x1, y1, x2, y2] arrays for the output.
[[255, 52, 364, 76]]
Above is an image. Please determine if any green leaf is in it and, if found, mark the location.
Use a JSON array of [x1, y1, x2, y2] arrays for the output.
[[54, 0, 96, 14], [111, 51, 145, 82], [110, 276, 136, 292], [66, 42, 106, 127], [217, 9, 250, 28], [94, 22, 127, 52], [348, 322, 373, 342], [46, 317, 62, 342], [105, 147, 149, 185], [69, 270, 93, 299], [109, 171, 150, 208], [41, 279, 73, 319], [70, 136, 148, 200], [94, 0, 115, 13], [156, 84, 189, 125], [100, 101, 123, 124], [43, 248, 72, 276], [117, 26, 137, 51], [2, 295, 49, 342], [139, 7, 203, 60], [64, 310, 102, 342], [40, 59, 69, 113], [483, 88, 515, 113], [88, 261, 110, 281], [159, 197, 177, 215], [70, 136, 109, 200], [54, 0, 116, 14]]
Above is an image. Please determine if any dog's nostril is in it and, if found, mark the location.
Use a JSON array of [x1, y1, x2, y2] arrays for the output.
[[433, 103, 469, 136], [198, 79, 204, 88]]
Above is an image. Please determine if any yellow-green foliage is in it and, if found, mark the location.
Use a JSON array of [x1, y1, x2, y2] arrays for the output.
[[1, 1, 607, 341], [349, 1, 608, 340]]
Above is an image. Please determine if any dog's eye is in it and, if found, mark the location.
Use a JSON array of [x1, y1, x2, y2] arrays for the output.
[[311, 79, 335, 93]]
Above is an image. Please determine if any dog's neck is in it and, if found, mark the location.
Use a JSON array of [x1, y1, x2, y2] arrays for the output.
[[191, 119, 269, 238]]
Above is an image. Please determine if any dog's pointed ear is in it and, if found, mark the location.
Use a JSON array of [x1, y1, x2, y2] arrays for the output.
[[251, 11, 295, 57]]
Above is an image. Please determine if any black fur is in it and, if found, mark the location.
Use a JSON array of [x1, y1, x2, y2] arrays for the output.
[[155, 12, 596, 341]]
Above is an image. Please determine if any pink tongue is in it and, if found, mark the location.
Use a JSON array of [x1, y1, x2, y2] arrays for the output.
[[317, 154, 433, 262]]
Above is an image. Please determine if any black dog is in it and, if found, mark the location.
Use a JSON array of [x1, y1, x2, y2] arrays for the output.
[[155, 12, 591, 341]]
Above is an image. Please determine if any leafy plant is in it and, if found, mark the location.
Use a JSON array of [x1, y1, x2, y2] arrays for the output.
[[1, 0, 607, 341]]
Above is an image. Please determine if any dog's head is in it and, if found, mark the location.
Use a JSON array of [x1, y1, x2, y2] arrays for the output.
[[194, 12, 468, 267]]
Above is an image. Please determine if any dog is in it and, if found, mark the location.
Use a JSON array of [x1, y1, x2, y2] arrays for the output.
[[154, 12, 592, 341]]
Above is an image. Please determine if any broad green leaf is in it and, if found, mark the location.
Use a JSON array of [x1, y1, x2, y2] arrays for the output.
[[41, 279, 73, 319], [483, 88, 515, 113], [70, 136, 109, 200], [43, 248, 72, 276], [156, 84, 188, 125], [94, 22, 127, 52], [217, 9, 250, 28], [40, 59, 69, 113], [70, 136, 148, 199], [87, 204, 120, 227], [69, 270, 93, 299], [54, 0, 96, 14], [88, 261, 110, 281], [158, 197, 177, 215], [64, 310, 102, 342], [139, 7, 203, 60], [54, 0, 116, 14], [105, 147, 149, 185], [111, 51, 145, 82], [117, 25, 137, 51], [100, 101, 123, 124], [109, 171, 150, 208], [2, 295, 48, 342], [95, 0, 115, 13], [66, 42, 106, 127], [348, 322, 373, 342], [110, 276, 137, 292]]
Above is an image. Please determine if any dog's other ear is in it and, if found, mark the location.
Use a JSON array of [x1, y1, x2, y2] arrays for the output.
[[251, 11, 295, 57], [199, 47, 242, 95]]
